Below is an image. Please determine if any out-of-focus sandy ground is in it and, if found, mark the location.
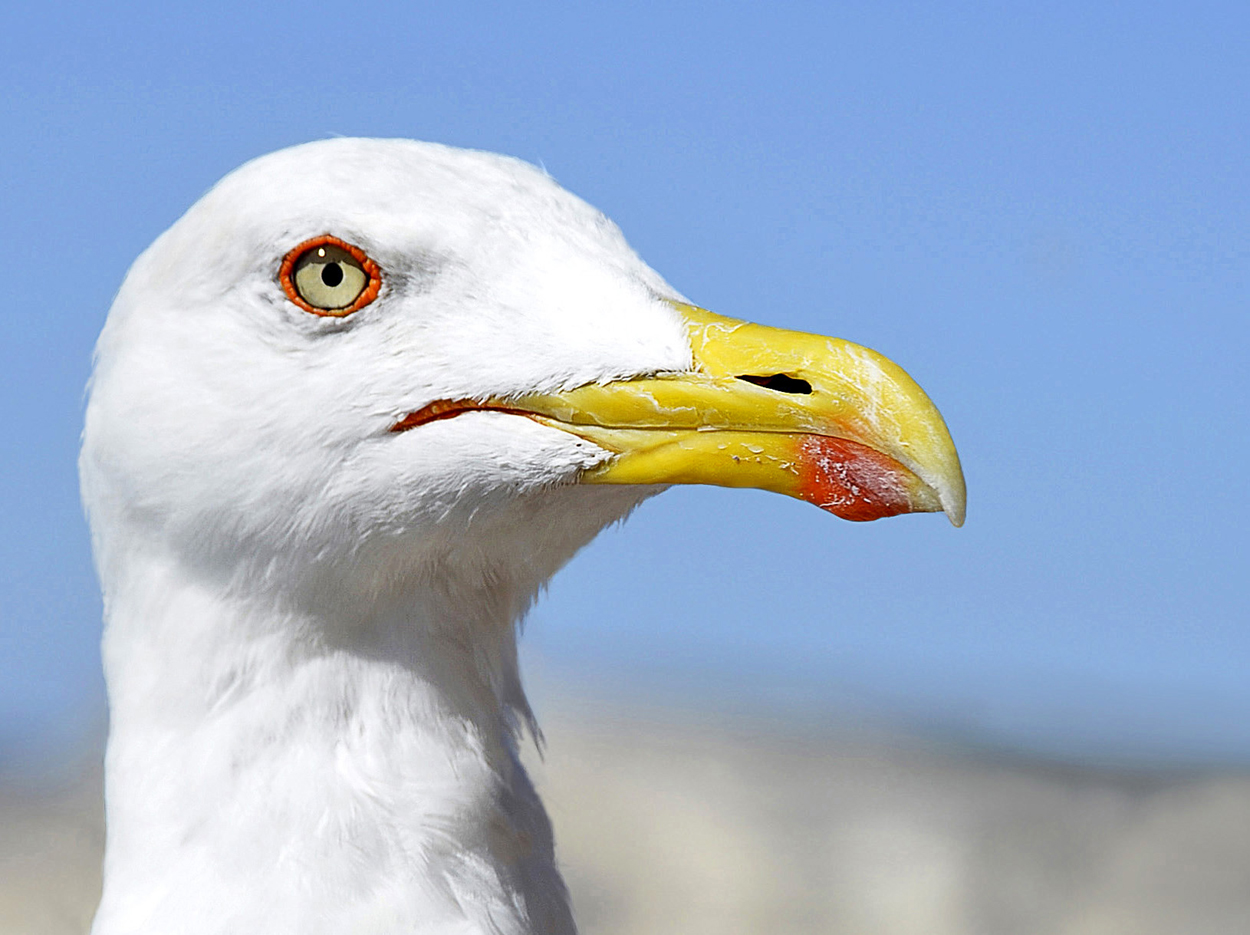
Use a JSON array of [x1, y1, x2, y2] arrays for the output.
[[3, 699, 1249, 935]]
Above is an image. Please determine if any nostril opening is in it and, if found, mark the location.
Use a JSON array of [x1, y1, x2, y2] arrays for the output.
[[736, 373, 813, 395]]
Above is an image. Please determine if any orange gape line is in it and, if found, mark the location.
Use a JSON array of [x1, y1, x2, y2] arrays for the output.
[[279, 234, 383, 317], [796, 435, 915, 522], [390, 400, 530, 432]]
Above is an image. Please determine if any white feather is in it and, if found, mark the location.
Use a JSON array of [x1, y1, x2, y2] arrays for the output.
[[82, 139, 691, 935]]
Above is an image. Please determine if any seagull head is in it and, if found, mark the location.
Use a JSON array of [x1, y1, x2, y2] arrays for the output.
[[81, 138, 965, 610], [80, 139, 968, 935]]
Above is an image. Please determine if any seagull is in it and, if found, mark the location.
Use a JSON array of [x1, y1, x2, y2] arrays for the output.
[[80, 138, 965, 935]]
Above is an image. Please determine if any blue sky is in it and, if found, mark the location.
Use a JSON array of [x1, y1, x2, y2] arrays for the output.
[[1, 2, 1246, 767]]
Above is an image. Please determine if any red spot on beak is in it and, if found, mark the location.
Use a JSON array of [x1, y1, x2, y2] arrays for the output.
[[797, 435, 916, 522]]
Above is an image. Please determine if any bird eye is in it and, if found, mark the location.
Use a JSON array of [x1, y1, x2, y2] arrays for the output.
[[279, 236, 382, 316]]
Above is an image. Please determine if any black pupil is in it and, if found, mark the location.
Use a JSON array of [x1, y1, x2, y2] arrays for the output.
[[321, 262, 344, 287]]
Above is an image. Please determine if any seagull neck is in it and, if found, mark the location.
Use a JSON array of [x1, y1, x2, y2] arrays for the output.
[[94, 551, 573, 935]]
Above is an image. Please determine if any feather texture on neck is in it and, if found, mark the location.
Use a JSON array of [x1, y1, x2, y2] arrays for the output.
[[92, 533, 599, 935]]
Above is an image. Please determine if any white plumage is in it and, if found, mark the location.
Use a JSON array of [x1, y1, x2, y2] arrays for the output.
[[81, 138, 963, 934]]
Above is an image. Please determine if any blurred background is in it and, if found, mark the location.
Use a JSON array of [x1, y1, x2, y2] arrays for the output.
[[2, 2, 1248, 933]]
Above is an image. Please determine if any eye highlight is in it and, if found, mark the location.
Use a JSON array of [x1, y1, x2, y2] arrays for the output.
[[280, 236, 382, 316]]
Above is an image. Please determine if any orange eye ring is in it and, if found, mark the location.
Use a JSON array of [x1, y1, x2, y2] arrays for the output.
[[279, 235, 383, 317]]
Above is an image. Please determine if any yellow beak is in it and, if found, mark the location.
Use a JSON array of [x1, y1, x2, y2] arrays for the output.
[[510, 304, 966, 526]]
